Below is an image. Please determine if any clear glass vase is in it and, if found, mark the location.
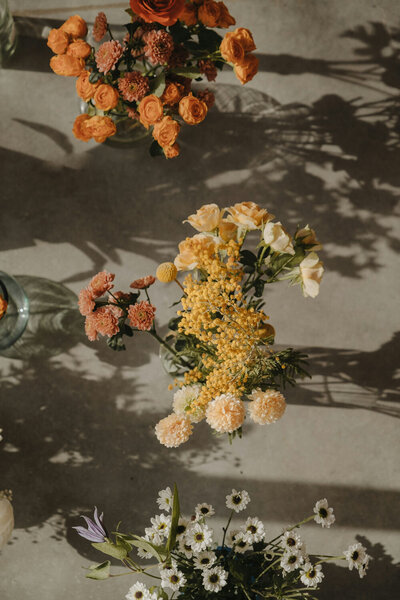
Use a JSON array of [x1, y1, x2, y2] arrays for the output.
[[0, 0, 17, 66], [0, 272, 29, 350]]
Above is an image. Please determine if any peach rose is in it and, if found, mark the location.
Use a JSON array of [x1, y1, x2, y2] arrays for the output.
[[161, 81, 183, 106], [179, 3, 197, 26], [299, 252, 324, 298], [234, 27, 256, 53], [47, 28, 70, 55], [198, 0, 220, 27], [50, 54, 85, 76], [295, 225, 322, 251], [67, 39, 91, 59], [227, 202, 274, 230], [220, 31, 245, 65], [174, 233, 219, 271], [138, 94, 164, 129], [219, 218, 237, 241], [185, 203, 222, 232], [83, 115, 117, 143], [76, 71, 100, 101], [60, 15, 88, 39], [179, 93, 208, 125], [129, 0, 185, 26], [164, 143, 180, 159], [93, 84, 119, 111], [234, 53, 259, 85], [217, 1, 235, 28], [72, 114, 92, 142], [153, 116, 180, 147]]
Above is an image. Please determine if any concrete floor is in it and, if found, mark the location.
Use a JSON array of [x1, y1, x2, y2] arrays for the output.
[[0, 1, 399, 598]]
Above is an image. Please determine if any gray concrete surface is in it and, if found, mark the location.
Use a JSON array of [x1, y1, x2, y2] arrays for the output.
[[0, 1, 399, 598]]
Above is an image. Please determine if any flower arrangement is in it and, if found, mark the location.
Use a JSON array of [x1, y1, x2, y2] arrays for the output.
[[78, 202, 324, 446], [74, 485, 370, 599], [47, 2, 258, 157]]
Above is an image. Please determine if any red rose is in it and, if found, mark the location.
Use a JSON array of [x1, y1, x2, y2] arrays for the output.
[[129, 0, 185, 26]]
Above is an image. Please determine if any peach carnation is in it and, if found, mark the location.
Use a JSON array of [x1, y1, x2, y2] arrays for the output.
[[128, 300, 156, 330], [248, 389, 286, 425], [93, 12, 108, 42], [85, 314, 99, 341], [118, 71, 149, 102], [155, 413, 193, 448], [130, 275, 156, 289], [88, 271, 115, 298], [47, 28, 70, 54], [144, 29, 174, 65], [78, 288, 95, 316], [95, 40, 123, 74], [91, 306, 120, 337], [206, 394, 245, 433]]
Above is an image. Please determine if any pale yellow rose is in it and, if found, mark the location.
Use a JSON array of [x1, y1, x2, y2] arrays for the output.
[[185, 203, 222, 232], [226, 201, 274, 230], [174, 234, 219, 271], [295, 225, 322, 251], [219, 218, 238, 241], [263, 221, 295, 255], [299, 252, 324, 298]]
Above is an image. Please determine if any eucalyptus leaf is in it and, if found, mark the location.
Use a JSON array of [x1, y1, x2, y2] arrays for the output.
[[86, 560, 111, 580]]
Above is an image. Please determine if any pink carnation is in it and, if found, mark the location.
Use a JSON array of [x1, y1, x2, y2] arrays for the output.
[[78, 288, 95, 316], [118, 71, 149, 102], [88, 271, 115, 298], [127, 107, 140, 120], [144, 29, 174, 66], [95, 40, 123, 74], [130, 275, 156, 289], [85, 314, 99, 341], [128, 300, 156, 331], [93, 11, 107, 42], [92, 306, 119, 337]]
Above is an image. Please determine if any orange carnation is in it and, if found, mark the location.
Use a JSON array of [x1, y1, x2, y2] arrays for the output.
[[178, 93, 208, 125], [72, 114, 92, 142], [60, 15, 88, 39], [67, 39, 91, 59], [138, 94, 164, 129], [217, 1, 235, 28], [83, 115, 117, 143], [161, 81, 183, 106], [93, 84, 119, 111], [179, 3, 197, 26], [234, 53, 259, 85], [153, 116, 180, 147], [47, 28, 70, 54], [50, 54, 85, 76], [76, 71, 100, 101], [220, 31, 245, 65], [198, 0, 220, 27], [129, 0, 185, 26], [164, 143, 180, 159]]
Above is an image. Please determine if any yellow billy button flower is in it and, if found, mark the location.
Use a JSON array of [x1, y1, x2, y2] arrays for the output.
[[156, 262, 178, 283]]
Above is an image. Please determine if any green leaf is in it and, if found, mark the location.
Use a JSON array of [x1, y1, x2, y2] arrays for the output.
[[170, 67, 202, 79], [150, 73, 166, 98], [86, 560, 111, 580], [254, 279, 265, 297], [169, 21, 192, 44], [240, 250, 257, 266], [198, 27, 223, 52], [149, 140, 164, 158], [91, 541, 129, 560], [166, 483, 180, 553]]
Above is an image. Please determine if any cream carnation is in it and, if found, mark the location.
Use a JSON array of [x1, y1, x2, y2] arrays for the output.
[[206, 393, 245, 433], [155, 414, 193, 447], [248, 389, 286, 425]]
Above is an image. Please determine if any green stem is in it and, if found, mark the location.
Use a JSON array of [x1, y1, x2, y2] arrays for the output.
[[221, 511, 233, 547], [256, 557, 282, 582]]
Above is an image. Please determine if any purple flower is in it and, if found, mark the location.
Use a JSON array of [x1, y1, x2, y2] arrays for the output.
[[73, 507, 108, 543]]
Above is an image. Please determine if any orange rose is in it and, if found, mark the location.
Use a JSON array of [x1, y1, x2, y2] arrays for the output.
[[234, 27, 256, 52], [129, 0, 185, 26], [138, 94, 164, 129], [179, 93, 208, 125], [153, 116, 180, 147], [67, 39, 91, 59], [220, 31, 245, 65], [93, 84, 119, 111], [72, 114, 92, 142], [60, 15, 88, 39], [164, 143, 180, 159], [216, 1, 235, 28], [47, 28, 70, 54], [83, 115, 117, 143], [234, 53, 259, 85], [76, 71, 100, 101], [161, 81, 183, 106], [179, 3, 197, 26], [198, 0, 220, 27], [50, 54, 85, 76]]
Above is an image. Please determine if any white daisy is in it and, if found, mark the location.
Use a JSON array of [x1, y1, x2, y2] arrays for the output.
[[126, 582, 153, 600], [173, 384, 204, 423], [156, 487, 173, 512], [176, 517, 191, 538], [161, 567, 186, 592], [195, 503, 215, 520], [225, 489, 251, 513], [202, 566, 228, 593], [300, 562, 324, 587], [150, 514, 171, 538], [227, 529, 240, 547], [281, 530, 303, 552], [358, 555, 371, 579], [178, 537, 194, 558], [232, 531, 253, 554], [280, 550, 304, 573], [313, 499, 335, 528], [193, 550, 217, 570], [240, 517, 265, 544], [343, 543, 368, 571], [186, 523, 213, 552]]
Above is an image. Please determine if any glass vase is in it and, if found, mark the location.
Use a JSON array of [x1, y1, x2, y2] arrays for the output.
[[0, 272, 29, 350]]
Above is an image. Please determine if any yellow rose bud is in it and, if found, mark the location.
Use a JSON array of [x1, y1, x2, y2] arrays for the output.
[[156, 262, 178, 283]]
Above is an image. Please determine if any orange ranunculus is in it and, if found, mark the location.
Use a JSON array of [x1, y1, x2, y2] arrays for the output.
[[67, 39, 91, 59], [83, 115, 117, 143], [93, 84, 119, 111], [179, 3, 197, 26], [153, 116, 180, 147], [216, 1, 235, 28], [138, 94, 164, 129], [76, 71, 100, 101], [50, 54, 85, 76], [198, 0, 220, 27], [161, 81, 183, 106], [234, 27, 256, 52], [234, 53, 259, 84], [72, 114, 92, 141], [164, 143, 180, 159], [47, 28, 70, 54], [219, 31, 245, 65], [178, 93, 208, 125], [129, 0, 185, 26], [60, 15, 88, 39]]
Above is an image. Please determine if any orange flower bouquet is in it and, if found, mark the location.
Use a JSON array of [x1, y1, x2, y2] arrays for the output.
[[47, 2, 259, 157]]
